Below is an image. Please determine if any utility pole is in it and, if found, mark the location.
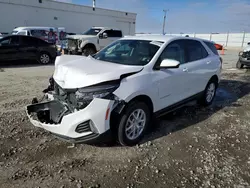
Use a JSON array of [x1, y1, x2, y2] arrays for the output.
[[93, 0, 96, 10], [162, 9, 168, 35]]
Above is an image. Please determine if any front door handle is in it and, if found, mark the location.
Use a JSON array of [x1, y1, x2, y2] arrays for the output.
[[207, 61, 211, 64], [183, 67, 188, 72]]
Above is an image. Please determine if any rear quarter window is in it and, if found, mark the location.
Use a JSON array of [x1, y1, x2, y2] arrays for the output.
[[204, 41, 219, 55]]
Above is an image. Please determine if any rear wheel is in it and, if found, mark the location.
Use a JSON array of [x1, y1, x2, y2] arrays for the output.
[[39, 52, 51, 64], [236, 59, 244, 69], [199, 79, 218, 106], [117, 101, 151, 146]]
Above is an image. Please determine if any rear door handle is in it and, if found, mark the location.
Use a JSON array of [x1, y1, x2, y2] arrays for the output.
[[207, 61, 211, 64], [183, 67, 188, 72]]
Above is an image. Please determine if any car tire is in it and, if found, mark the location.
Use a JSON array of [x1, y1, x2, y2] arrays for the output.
[[236, 59, 244, 69], [39, 52, 51, 64], [117, 101, 151, 146], [199, 79, 218, 106], [82, 47, 96, 56]]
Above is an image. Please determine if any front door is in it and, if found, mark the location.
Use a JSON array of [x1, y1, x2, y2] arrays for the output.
[[154, 39, 192, 110], [0, 36, 21, 62], [19, 36, 38, 60]]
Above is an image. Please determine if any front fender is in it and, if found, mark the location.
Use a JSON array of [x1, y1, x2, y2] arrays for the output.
[[80, 40, 98, 50], [113, 72, 160, 112]]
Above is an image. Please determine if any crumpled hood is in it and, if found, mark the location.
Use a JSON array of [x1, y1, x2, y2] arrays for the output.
[[243, 45, 250, 52], [53, 55, 143, 89], [66, 35, 97, 40]]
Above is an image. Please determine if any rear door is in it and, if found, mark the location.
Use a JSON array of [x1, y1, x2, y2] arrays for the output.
[[203, 41, 222, 71], [106, 30, 122, 43], [99, 30, 122, 49], [19, 36, 38, 60], [183, 39, 211, 96]]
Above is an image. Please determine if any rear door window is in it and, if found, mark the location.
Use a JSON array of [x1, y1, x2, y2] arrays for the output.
[[21, 36, 37, 45], [105, 30, 122, 37], [30, 30, 47, 37], [185, 40, 208, 62], [21, 36, 48, 46], [17, 31, 27, 35], [9, 36, 20, 45], [204, 41, 219, 55]]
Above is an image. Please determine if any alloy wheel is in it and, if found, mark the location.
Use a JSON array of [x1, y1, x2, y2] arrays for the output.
[[125, 109, 146, 140], [40, 54, 50, 64], [206, 83, 216, 103]]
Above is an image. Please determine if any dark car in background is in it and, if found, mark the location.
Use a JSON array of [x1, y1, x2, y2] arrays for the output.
[[0, 35, 58, 64]]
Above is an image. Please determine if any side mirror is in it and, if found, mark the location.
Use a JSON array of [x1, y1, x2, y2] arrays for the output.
[[158, 59, 180, 69], [248, 42, 250, 45], [102, 33, 108, 39]]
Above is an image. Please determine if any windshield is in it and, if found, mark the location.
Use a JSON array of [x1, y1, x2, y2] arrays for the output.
[[83, 28, 102, 35], [12, 31, 18, 34], [93, 40, 160, 66]]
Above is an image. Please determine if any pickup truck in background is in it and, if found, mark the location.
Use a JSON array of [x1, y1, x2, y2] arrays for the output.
[[65, 27, 123, 56], [237, 41, 250, 69]]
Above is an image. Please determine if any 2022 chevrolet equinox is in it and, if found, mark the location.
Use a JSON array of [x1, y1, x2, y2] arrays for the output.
[[26, 35, 222, 146]]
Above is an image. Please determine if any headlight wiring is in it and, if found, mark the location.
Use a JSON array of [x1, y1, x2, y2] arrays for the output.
[[75, 81, 120, 109]]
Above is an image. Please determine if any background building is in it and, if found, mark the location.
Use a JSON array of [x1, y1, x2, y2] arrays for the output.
[[0, 0, 136, 35]]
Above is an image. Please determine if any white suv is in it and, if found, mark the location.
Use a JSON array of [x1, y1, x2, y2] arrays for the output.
[[26, 35, 222, 146]]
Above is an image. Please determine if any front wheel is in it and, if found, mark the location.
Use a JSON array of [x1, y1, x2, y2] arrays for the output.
[[236, 59, 244, 69], [117, 101, 151, 146]]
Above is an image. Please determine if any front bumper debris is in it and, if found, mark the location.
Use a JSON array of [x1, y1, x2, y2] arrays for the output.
[[26, 98, 115, 143], [67, 38, 81, 55]]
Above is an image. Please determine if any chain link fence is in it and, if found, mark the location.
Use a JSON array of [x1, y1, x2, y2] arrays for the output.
[[136, 32, 250, 48]]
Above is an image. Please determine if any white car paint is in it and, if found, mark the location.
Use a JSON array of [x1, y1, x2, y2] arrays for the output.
[[26, 98, 114, 138], [26, 35, 221, 143], [53, 55, 143, 89]]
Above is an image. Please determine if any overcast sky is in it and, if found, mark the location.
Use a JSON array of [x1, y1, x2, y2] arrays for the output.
[[54, 0, 250, 34]]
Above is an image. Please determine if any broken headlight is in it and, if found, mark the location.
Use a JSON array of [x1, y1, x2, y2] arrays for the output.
[[75, 82, 119, 107]]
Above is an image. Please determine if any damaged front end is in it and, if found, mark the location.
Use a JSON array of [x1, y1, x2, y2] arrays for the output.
[[66, 38, 82, 55], [26, 77, 125, 143], [238, 47, 250, 66]]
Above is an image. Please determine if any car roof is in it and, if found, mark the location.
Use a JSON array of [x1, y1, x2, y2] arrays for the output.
[[91, 27, 120, 30], [0, 35, 47, 41], [122, 35, 206, 43], [13, 27, 57, 31]]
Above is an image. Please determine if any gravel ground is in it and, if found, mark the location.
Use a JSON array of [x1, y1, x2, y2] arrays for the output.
[[0, 51, 250, 188]]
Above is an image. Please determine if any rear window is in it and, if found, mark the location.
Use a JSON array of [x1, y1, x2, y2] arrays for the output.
[[186, 40, 208, 62], [204, 41, 219, 55], [106, 30, 122, 37]]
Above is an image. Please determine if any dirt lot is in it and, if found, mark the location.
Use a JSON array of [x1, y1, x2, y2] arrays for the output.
[[0, 51, 250, 188]]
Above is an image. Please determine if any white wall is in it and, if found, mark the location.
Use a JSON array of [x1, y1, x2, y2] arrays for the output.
[[136, 32, 250, 47], [0, 0, 136, 35]]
